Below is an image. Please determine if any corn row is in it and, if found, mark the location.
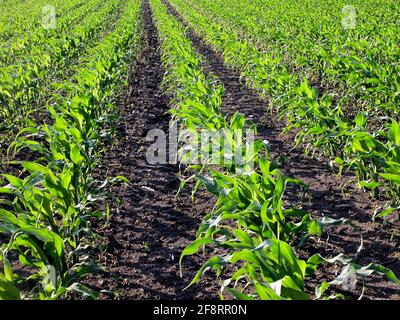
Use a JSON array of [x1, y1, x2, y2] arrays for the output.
[[150, 0, 399, 300], [179, 0, 400, 113], [0, 0, 142, 300], [0, 0, 124, 135], [168, 0, 400, 219]]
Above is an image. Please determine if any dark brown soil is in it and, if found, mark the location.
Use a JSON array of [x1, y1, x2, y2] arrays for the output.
[[86, 0, 218, 299], [163, 0, 399, 300]]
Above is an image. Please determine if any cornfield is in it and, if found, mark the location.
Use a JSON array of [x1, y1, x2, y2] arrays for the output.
[[0, 0, 399, 301]]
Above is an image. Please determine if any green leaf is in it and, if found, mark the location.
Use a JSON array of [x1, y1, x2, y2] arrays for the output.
[[185, 255, 226, 289], [64, 263, 104, 286], [355, 263, 399, 284], [21, 161, 51, 176], [0, 209, 20, 226], [114, 176, 130, 183], [355, 112, 367, 128], [21, 226, 64, 258], [0, 273, 21, 300], [379, 173, 400, 184], [180, 238, 215, 276], [2, 175, 23, 188], [388, 121, 400, 145], [373, 206, 399, 219], [226, 287, 254, 300], [70, 144, 83, 166], [359, 180, 380, 189], [3, 258, 13, 282], [67, 283, 99, 300]]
